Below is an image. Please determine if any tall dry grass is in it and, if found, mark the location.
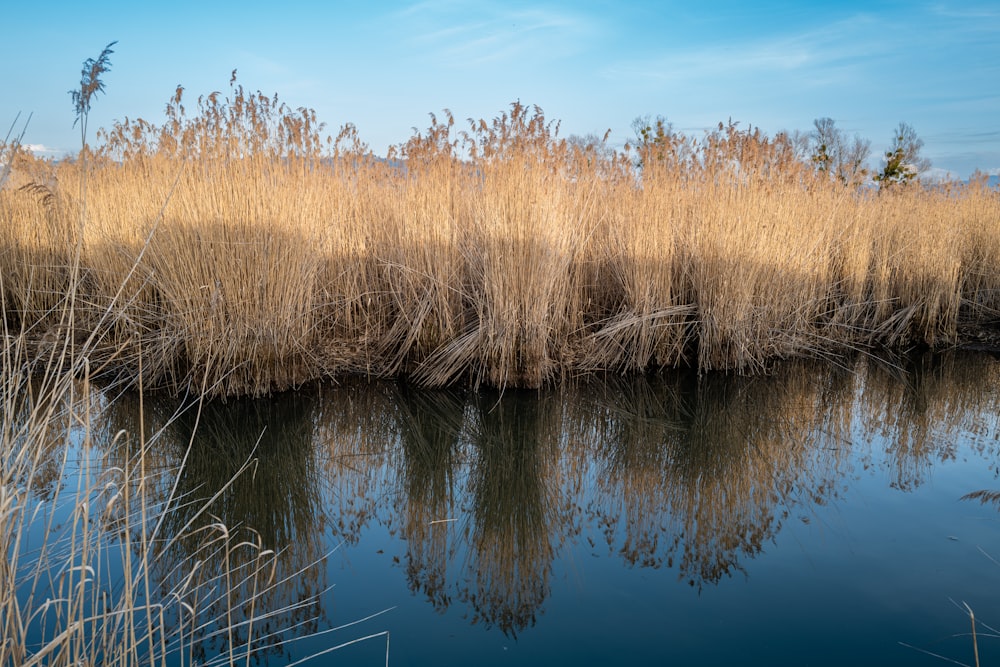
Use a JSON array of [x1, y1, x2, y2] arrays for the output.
[[3, 80, 999, 397], [0, 319, 346, 664], [1, 71, 355, 664]]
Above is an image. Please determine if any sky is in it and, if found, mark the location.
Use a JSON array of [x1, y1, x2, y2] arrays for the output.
[[3, 0, 999, 178]]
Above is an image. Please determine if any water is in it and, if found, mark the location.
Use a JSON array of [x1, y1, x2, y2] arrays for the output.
[[43, 351, 1000, 664]]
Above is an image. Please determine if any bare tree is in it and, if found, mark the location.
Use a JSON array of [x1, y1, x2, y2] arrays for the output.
[[808, 117, 871, 185], [566, 131, 616, 160], [891, 122, 931, 173], [786, 128, 812, 163]]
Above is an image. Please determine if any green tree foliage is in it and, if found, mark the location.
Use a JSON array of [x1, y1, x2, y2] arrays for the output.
[[874, 121, 931, 188], [630, 114, 676, 168]]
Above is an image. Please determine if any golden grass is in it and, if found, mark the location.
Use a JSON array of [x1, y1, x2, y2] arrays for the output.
[[1, 87, 345, 662], [3, 85, 999, 397]]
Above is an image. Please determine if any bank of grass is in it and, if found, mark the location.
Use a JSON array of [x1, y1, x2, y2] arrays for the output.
[[2, 85, 999, 397]]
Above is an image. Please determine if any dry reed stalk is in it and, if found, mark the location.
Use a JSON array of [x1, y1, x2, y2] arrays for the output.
[[457, 161, 574, 386], [4, 88, 1000, 396], [142, 158, 322, 395], [2, 56, 380, 667], [362, 156, 464, 376], [0, 332, 324, 665], [0, 186, 75, 336]]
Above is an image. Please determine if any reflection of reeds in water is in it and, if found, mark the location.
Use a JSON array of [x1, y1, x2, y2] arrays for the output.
[[94, 390, 329, 661], [857, 349, 1000, 491], [309, 354, 1000, 623], [573, 364, 854, 587], [460, 390, 562, 636], [22, 349, 999, 659], [312, 380, 399, 543], [391, 384, 468, 611]]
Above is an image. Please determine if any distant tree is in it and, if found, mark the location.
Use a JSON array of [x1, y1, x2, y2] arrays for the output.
[[565, 131, 616, 160], [810, 117, 838, 172], [628, 114, 693, 172], [562, 131, 619, 172], [841, 135, 873, 182], [808, 117, 871, 185], [874, 122, 931, 188], [630, 114, 669, 166], [786, 129, 812, 162]]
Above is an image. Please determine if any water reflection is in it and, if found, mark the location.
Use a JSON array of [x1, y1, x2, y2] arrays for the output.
[[79, 350, 1000, 655], [392, 384, 466, 613], [95, 391, 329, 662], [577, 365, 854, 586], [460, 389, 565, 635], [859, 350, 1000, 489]]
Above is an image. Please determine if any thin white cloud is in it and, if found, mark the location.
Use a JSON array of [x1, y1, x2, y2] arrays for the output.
[[600, 14, 888, 87], [396, 1, 596, 67], [928, 3, 1000, 21], [24, 143, 61, 156]]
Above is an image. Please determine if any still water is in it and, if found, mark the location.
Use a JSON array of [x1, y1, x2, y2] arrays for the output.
[[86, 351, 1000, 664]]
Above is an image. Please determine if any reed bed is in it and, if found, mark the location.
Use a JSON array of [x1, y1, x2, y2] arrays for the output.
[[3, 83, 999, 397], [1, 92, 340, 664]]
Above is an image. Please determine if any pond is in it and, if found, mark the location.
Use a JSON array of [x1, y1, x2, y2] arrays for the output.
[[54, 351, 1000, 664]]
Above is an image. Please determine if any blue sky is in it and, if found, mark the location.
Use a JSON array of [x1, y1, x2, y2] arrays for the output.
[[4, 1, 999, 178]]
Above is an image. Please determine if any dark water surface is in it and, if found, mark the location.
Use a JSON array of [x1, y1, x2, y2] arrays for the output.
[[91, 351, 1000, 665]]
